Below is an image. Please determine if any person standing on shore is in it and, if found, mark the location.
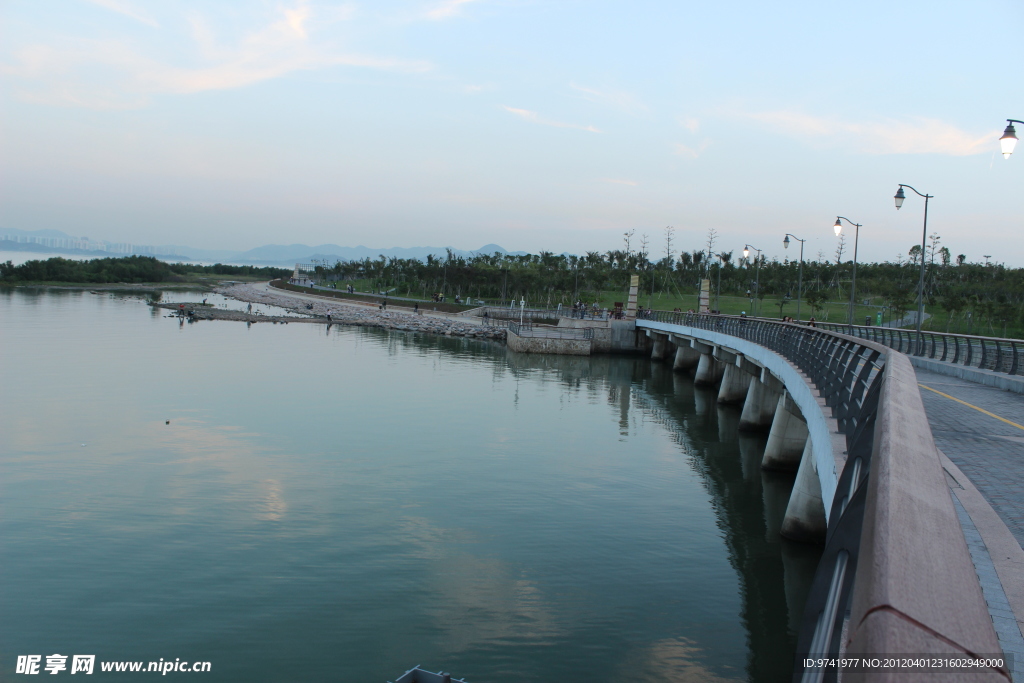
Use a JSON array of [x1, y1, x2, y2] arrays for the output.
[[326, 309, 332, 323], [247, 303, 252, 315]]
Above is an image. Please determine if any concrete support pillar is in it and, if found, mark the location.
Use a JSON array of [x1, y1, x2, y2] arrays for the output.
[[762, 393, 809, 471], [780, 440, 827, 544], [672, 342, 701, 372], [739, 378, 779, 431], [650, 332, 668, 361], [717, 363, 751, 404], [693, 353, 723, 386]]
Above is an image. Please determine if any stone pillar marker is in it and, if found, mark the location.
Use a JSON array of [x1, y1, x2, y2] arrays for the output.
[[626, 275, 639, 318], [698, 278, 710, 313]]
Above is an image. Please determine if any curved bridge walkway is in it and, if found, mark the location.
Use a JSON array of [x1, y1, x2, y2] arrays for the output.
[[912, 363, 1024, 672]]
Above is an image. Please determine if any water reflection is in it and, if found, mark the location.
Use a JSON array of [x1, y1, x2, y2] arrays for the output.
[[1, 291, 820, 683], [514, 349, 823, 681]]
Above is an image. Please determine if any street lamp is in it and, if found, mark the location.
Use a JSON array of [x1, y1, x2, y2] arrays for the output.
[[742, 244, 762, 317], [833, 217, 863, 326], [894, 184, 933, 354], [1000, 119, 1022, 158], [783, 233, 806, 321]]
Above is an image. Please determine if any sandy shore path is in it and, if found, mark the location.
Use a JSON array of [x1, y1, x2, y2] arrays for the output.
[[209, 282, 508, 341]]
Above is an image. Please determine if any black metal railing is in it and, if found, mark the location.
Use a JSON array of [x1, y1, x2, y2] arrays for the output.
[[508, 321, 593, 340], [639, 310, 885, 682], [814, 322, 1020, 376]]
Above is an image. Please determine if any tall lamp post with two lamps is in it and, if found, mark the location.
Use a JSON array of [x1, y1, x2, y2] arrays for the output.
[[894, 185, 933, 354], [783, 233, 805, 321], [742, 244, 762, 317], [833, 217, 863, 326]]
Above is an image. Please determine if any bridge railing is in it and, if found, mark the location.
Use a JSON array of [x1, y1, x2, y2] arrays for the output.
[[645, 310, 886, 436], [480, 306, 611, 322], [813, 321, 1021, 376], [641, 309, 1006, 682]]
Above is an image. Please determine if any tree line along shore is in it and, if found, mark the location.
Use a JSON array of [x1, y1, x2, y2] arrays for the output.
[[5, 248, 1024, 338]]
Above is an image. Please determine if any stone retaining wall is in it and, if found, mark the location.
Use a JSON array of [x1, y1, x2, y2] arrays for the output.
[[506, 331, 591, 355]]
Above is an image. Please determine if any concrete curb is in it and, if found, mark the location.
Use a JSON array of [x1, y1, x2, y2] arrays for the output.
[[940, 449, 1024, 665]]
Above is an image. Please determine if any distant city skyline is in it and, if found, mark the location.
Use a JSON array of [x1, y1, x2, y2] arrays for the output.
[[1, 1, 1021, 265]]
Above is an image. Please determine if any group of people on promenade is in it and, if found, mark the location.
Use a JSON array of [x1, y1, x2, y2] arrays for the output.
[[570, 300, 602, 319]]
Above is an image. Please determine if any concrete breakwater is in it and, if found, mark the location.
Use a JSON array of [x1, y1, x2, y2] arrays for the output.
[[205, 282, 508, 341]]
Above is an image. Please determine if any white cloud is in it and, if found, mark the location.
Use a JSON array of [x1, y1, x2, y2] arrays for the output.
[[4, 2, 431, 108], [742, 110, 995, 156], [425, 0, 479, 20], [502, 105, 601, 133], [671, 141, 710, 158], [83, 0, 158, 27], [570, 83, 647, 115], [677, 117, 700, 133]]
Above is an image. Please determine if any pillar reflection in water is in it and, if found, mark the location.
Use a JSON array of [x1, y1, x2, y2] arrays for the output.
[[639, 356, 823, 682]]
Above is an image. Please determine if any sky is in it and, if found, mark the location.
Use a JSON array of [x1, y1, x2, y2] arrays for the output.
[[1, 0, 1022, 265]]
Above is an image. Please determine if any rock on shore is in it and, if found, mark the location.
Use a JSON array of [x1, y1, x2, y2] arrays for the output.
[[212, 282, 508, 342]]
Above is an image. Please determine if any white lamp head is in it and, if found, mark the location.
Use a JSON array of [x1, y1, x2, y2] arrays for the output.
[[894, 187, 905, 210], [783, 235, 790, 249], [1000, 122, 1018, 159], [833, 219, 842, 237], [743, 247, 750, 259]]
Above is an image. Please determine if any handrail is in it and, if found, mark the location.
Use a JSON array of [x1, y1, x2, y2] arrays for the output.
[[813, 320, 1021, 376], [508, 321, 592, 340], [638, 309, 1006, 681]]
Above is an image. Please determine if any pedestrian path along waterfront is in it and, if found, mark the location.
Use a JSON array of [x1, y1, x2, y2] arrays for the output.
[[914, 366, 1024, 679]]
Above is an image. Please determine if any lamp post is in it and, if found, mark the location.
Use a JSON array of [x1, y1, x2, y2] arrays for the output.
[[714, 252, 725, 312], [520, 297, 525, 326], [894, 184, 933, 354], [742, 244, 762, 317], [833, 217, 862, 325], [1000, 119, 1022, 158], [783, 233, 806, 321]]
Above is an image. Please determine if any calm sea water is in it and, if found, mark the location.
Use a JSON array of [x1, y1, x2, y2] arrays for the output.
[[0, 289, 820, 682]]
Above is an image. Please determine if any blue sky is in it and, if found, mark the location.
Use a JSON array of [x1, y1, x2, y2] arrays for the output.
[[1, 0, 1022, 264]]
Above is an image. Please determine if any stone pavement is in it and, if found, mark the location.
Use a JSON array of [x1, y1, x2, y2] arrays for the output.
[[914, 367, 1024, 549], [914, 366, 1024, 679]]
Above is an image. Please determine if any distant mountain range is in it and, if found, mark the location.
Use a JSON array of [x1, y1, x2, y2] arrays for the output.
[[0, 228, 527, 265]]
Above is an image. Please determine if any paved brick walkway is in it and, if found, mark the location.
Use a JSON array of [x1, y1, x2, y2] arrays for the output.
[[914, 367, 1024, 549]]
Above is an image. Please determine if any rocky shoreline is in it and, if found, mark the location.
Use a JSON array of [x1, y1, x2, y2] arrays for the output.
[[203, 282, 508, 342]]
